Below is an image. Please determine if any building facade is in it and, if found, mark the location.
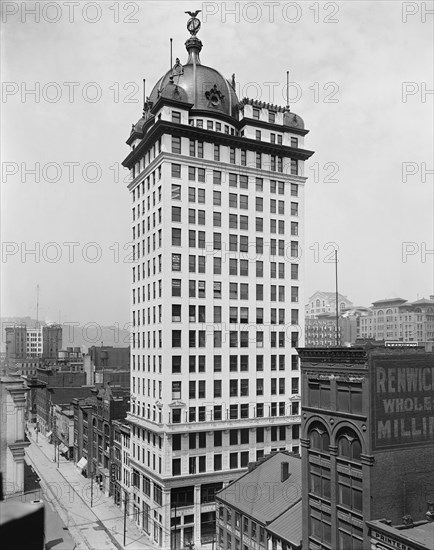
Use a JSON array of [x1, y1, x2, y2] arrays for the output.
[[4, 324, 62, 364], [298, 346, 434, 550], [305, 292, 353, 319], [72, 385, 129, 496], [358, 297, 434, 344], [121, 14, 313, 549], [0, 372, 30, 496]]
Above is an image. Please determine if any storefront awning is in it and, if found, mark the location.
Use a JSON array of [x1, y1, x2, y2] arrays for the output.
[[59, 444, 68, 454], [77, 457, 87, 469]]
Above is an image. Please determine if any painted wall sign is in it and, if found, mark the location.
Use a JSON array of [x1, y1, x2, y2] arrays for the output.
[[371, 355, 434, 450]]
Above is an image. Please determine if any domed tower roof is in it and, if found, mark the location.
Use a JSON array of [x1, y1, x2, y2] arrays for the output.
[[148, 13, 239, 119]]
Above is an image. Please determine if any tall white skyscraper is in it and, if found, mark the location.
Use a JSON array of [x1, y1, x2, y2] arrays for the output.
[[122, 14, 313, 550]]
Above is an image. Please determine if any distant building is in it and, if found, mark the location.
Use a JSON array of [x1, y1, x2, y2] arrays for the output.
[[5, 326, 27, 362], [4, 324, 62, 364], [26, 328, 43, 357], [87, 345, 130, 369], [305, 310, 367, 347], [305, 292, 353, 319], [0, 372, 30, 496], [358, 296, 434, 344], [216, 452, 302, 550], [42, 324, 62, 359], [298, 345, 434, 550], [32, 366, 89, 434]]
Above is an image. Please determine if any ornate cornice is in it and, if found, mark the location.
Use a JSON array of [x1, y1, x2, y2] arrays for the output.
[[123, 119, 314, 169], [9, 440, 31, 460]]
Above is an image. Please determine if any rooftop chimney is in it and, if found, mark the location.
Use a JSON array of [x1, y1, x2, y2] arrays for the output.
[[281, 462, 290, 482], [426, 501, 434, 522]]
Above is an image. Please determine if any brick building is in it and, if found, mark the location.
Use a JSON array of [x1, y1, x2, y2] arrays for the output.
[[73, 384, 129, 496], [367, 516, 434, 550], [298, 345, 434, 550]]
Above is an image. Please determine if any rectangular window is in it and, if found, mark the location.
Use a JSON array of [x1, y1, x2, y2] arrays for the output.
[[171, 163, 181, 178], [172, 136, 181, 154], [172, 184, 181, 200], [172, 279, 181, 297], [214, 356, 222, 372], [172, 206, 181, 222], [172, 253, 181, 271]]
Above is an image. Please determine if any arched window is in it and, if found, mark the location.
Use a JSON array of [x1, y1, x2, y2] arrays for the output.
[[337, 428, 362, 461], [336, 428, 363, 514], [309, 422, 330, 452], [308, 422, 331, 502], [316, 299, 320, 308]]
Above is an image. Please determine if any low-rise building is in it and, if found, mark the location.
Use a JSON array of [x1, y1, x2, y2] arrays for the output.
[[72, 384, 129, 496], [367, 515, 434, 550], [216, 452, 302, 550]]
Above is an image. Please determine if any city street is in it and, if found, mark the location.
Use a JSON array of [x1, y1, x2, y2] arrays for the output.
[[25, 428, 159, 550]]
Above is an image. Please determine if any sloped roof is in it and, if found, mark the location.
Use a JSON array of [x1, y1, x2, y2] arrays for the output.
[[267, 500, 302, 547], [409, 298, 434, 306], [216, 452, 301, 524], [372, 297, 407, 306]]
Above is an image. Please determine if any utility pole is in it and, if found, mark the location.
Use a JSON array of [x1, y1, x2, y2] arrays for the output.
[[36, 284, 39, 329], [335, 249, 339, 346], [123, 492, 128, 546], [53, 413, 57, 463], [90, 462, 94, 507], [173, 505, 178, 550]]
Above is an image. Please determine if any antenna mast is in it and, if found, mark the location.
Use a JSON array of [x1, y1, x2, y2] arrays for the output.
[[286, 70, 290, 110], [335, 251, 339, 346], [36, 284, 40, 329], [170, 38, 173, 69]]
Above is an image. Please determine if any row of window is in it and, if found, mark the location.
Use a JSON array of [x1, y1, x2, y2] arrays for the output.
[[172, 254, 299, 280], [171, 330, 299, 349], [171, 304, 299, 325], [172, 184, 298, 215], [171, 279, 298, 302], [170, 354, 299, 374], [171, 426, 299, 452], [173, 208, 298, 235], [171, 377, 299, 400], [169, 402, 300, 424]]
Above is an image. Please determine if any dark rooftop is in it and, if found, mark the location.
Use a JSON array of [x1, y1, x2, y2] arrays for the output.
[[216, 452, 301, 524]]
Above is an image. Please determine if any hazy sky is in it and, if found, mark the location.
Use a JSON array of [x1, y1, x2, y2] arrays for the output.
[[1, 1, 433, 327]]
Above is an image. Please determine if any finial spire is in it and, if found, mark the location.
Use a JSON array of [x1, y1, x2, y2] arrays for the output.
[[185, 10, 202, 36], [184, 10, 203, 64]]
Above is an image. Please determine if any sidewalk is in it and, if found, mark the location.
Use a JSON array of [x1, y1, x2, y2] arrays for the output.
[[26, 428, 159, 550]]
